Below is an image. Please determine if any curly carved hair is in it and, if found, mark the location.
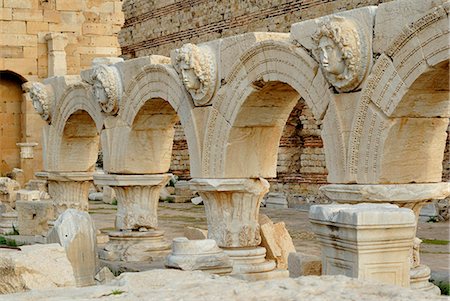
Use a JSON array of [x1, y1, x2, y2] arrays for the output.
[[91, 65, 120, 114], [29, 82, 51, 121], [313, 16, 360, 81], [175, 43, 211, 92]]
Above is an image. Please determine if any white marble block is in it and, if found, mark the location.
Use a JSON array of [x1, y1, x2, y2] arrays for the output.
[[309, 203, 416, 288]]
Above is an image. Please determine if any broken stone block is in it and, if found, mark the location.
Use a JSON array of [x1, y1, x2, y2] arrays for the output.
[[166, 237, 232, 274], [16, 200, 54, 236], [47, 209, 98, 287], [184, 226, 208, 240], [0, 244, 75, 294], [94, 267, 115, 284], [15, 190, 40, 202], [0, 177, 20, 207], [0, 211, 18, 234], [288, 252, 322, 277], [259, 214, 296, 270], [102, 186, 116, 204], [265, 192, 288, 208], [174, 180, 196, 203]]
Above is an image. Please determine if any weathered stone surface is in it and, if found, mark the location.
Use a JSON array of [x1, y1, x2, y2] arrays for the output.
[[94, 267, 115, 285], [190, 178, 269, 248], [0, 244, 75, 294], [259, 214, 296, 270], [2, 269, 442, 301], [288, 252, 322, 277], [16, 200, 54, 236], [47, 209, 98, 287], [99, 230, 170, 262], [310, 203, 416, 288], [166, 237, 232, 273], [184, 226, 208, 240], [15, 190, 40, 201], [0, 177, 20, 208], [264, 192, 288, 209]]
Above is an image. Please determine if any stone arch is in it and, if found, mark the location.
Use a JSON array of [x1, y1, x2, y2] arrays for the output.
[[0, 70, 27, 175], [348, 5, 449, 183], [103, 59, 201, 176], [46, 82, 103, 172], [202, 39, 339, 178]]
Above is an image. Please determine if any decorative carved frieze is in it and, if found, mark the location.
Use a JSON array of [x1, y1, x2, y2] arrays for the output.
[[173, 43, 217, 106]]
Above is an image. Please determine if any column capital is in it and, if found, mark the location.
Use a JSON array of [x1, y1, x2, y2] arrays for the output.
[[190, 178, 269, 194]]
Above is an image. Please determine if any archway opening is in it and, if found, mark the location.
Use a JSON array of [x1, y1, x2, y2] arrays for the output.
[[60, 110, 100, 172], [127, 98, 179, 173], [225, 80, 302, 179], [0, 71, 27, 176], [380, 60, 449, 183]]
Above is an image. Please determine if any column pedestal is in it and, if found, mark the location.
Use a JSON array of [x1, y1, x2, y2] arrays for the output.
[[47, 172, 93, 215], [320, 183, 449, 294], [94, 174, 171, 262], [190, 178, 288, 280]]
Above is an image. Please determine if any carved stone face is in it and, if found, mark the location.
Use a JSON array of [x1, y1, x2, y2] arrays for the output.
[[180, 61, 201, 91], [93, 80, 108, 105], [318, 36, 346, 75]]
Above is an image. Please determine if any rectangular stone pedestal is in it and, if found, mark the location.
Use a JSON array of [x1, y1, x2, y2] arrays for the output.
[[309, 203, 416, 288]]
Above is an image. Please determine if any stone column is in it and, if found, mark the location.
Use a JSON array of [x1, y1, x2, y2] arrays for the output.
[[190, 178, 288, 280], [320, 183, 449, 295], [16, 142, 38, 184], [47, 172, 93, 215], [93, 174, 172, 262], [45, 33, 68, 77]]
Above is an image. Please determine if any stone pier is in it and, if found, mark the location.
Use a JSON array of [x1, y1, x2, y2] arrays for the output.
[[190, 178, 289, 280], [47, 172, 93, 215], [94, 174, 172, 262], [320, 183, 450, 295]]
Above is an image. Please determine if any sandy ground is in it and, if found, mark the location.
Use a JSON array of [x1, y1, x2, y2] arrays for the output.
[[89, 200, 449, 281]]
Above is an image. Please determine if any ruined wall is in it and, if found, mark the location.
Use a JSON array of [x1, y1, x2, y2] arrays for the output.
[[119, 0, 392, 58], [0, 0, 124, 179]]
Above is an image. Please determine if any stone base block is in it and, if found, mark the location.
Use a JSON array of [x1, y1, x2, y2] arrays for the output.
[[410, 265, 441, 295], [310, 203, 416, 288], [16, 201, 54, 236], [288, 252, 322, 277], [166, 237, 232, 275], [99, 230, 171, 262]]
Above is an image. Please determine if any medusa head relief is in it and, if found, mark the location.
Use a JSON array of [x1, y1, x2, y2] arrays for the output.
[[29, 82, 53, 123], [313, 16, 370, 92], [91, 64, 122, 115], [173, 43, 217, 106]]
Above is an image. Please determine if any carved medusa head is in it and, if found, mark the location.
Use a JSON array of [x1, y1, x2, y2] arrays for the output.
[[29, 82, 52, 122], [313, 16, 369, 92], [91, 64, 121, 115], [174, 43, 217, 106]]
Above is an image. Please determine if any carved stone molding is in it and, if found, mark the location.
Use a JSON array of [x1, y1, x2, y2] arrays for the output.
[[91, 64, 122, 115], [190, 178, 269, 248], [26, 82, 54, 123], [313, 16, 370, 92], [173, 43, 217, 106]]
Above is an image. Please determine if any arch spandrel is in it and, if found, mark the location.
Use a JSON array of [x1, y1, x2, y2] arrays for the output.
[[102, 57, 202, 176], [202, 39, 338, 178], [348, 4, 450, 184], [45, 80, 103, 172]]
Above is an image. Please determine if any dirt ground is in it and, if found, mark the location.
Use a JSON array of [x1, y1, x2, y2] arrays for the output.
[[89, 200, 449, 281]]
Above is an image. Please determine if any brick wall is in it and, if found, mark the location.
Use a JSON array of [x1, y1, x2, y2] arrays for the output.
[[119, 0, 392, 58]]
